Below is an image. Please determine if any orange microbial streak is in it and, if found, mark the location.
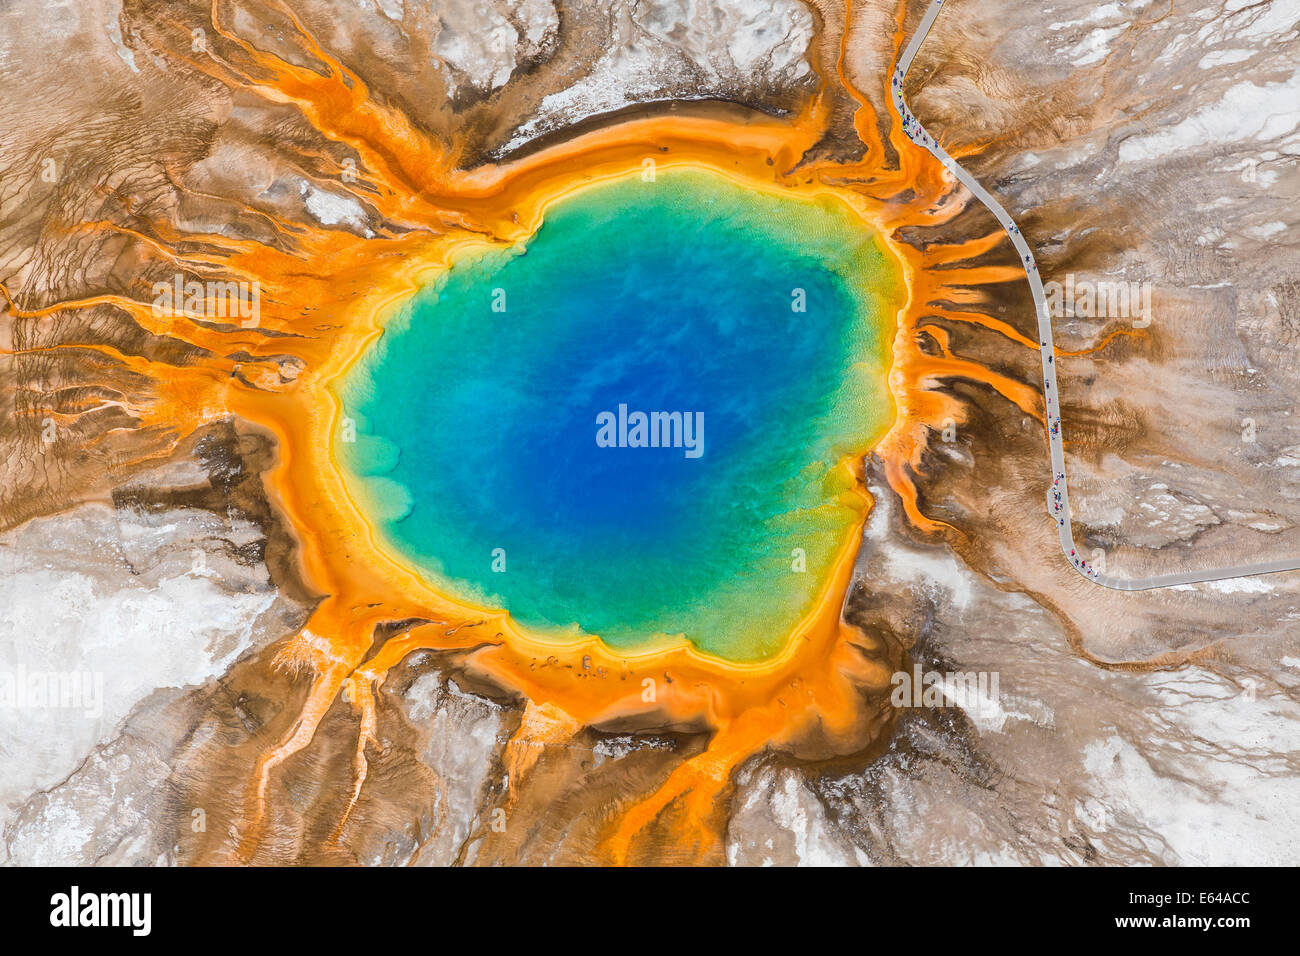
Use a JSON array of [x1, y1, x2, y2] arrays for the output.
[[3, 0, 1040, 862]]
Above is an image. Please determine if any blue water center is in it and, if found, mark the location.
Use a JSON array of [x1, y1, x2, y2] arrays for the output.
[[335, 168, 902, 661]]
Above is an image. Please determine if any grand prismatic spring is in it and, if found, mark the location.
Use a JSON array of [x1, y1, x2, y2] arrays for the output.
[[0, 0, 1070, 865], [336, 169, 902, 663]]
